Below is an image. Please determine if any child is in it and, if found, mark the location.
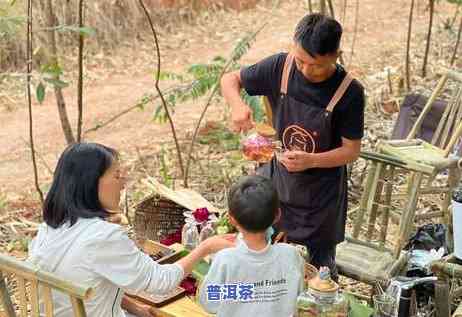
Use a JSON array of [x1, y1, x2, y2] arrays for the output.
[[199, 175, 304, 317]]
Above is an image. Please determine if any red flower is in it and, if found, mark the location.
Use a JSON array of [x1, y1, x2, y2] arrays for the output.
[[160, 229, 182, 246], [192, 207, 209, 223], [180, 276, 198, 296]]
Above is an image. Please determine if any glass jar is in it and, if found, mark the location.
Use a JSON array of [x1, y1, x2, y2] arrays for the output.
[[297, 267, 348, 317], [241, 123, 282, 163], [199, 221, 215, 243], [181, 217, 199, 251]]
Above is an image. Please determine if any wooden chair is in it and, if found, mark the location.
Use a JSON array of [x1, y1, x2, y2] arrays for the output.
[[0, 253, 93, 317], [336, 158, 414, 286], [377, 69, 462, 222], [337, 69, 462, 288]]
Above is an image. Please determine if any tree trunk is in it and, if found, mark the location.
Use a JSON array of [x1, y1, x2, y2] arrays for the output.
[[77, 0, 84, 142], [27, 0, 44, 205], [326, 0, 346, 66], [422, 0, 434, 78], [307, 0, 313, 13], [405, 0, 415, 91], [44, 0, 75, 144], [342, 0, 347, 23], [451, 15, 462, 66], [320, 0, 326, 14], [348, 0, 359, 67]]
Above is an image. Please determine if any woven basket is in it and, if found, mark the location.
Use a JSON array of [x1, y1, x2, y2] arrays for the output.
[[134, 194, 186, 241]]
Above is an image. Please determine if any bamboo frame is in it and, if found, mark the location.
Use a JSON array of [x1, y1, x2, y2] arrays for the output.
[[407, 73, 449, 140], [394, 172, 423, 258], [0, 254, 92, 299], [352, 161, 376, 238], [0, 253, 93, 317], [30, 280, 40, 317], [379, 166, 394, 248], [17, 277, 27, 317], [42, 285, 54, 317], [70, 296, 87, 317], [0, 271, 16, 317], [366, 163, 385, 241]]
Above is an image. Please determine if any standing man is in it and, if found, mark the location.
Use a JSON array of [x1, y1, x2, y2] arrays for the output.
[[221, 13, 365, 279]]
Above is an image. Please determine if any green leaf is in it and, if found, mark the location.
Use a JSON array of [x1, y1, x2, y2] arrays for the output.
[[36, 82, 45, 104], [41, 62, 63, 77], [43, 77, 69, 88], [344, 294, 374, 317], [57, 25, 96, 36]]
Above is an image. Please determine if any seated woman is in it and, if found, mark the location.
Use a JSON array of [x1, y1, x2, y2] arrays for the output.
[[28, 142, 232, 317]]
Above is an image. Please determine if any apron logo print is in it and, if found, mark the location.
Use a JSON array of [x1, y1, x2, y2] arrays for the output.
[[282, 125, 317, 153]]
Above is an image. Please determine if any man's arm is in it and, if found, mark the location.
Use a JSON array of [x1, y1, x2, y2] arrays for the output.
[[280, 137, 361, 171], [221, 71, 254, 132]]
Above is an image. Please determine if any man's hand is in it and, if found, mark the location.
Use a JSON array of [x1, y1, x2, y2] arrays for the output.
[[279, 151, 317, 172], [231, 104, 255, 133]]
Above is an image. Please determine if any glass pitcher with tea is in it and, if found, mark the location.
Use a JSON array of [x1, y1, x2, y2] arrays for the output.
[[241, 123, 283, 163]]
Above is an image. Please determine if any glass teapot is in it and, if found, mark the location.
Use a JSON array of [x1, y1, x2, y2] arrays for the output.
[[296, 267, 348, 317], [241, 123, 282, 163]]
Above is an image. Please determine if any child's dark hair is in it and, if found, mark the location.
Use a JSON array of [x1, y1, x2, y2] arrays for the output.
[[293, 13, 342, 57], [228, 175, 279, 233]]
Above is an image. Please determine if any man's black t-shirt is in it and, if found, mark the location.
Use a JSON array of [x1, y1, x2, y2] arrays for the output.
[[240, 53, 365, 150]]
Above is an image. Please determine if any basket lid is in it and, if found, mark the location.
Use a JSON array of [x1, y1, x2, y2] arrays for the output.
[[255, 123, 276, 138], [308, 267, 338, 293]]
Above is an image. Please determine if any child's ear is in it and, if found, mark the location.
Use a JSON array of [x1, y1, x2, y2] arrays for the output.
[[273, 208, 281, 225], [229, 214, 238, 227]]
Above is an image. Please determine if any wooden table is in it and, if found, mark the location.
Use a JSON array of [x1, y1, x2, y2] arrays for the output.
[[151, 296, 212, 317], [133, 241, 212, 316]]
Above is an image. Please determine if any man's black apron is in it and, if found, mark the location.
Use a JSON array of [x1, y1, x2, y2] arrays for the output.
[[265, 54, 353, 248]]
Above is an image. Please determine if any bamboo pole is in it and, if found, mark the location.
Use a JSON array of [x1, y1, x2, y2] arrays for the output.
[[444, 120, 462, 157], [407, 74, 449, 140], [42, 285, 54, 317], [379, 166, 394, 248], [434, 278, 451, 317], [440, 89, 461, 149], [17, 277, 27, 317], [71, 297, 87, 317], [352, 162, 376, 238], [394, 172, 423, 258], [0, 271, 16, 317], [30, 280, 40, 317], [366, 163, 385, 241], [431, 89, 455, 146]]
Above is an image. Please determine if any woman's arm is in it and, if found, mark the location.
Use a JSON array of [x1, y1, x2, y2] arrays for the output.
[[87, 225, 234, 295]]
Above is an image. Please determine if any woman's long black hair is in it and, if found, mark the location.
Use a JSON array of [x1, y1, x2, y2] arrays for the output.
[[43, 143, 118, 228]]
